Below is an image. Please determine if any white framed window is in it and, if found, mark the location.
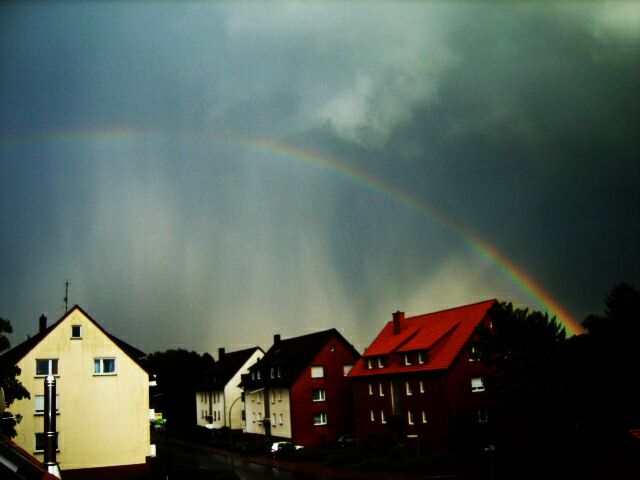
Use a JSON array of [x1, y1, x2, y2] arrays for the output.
[[272, 413, 277, 426], [271, 391, 276, 404], [277, 366, 282, 378], [278, 390, 283, 402], [367, 358, 373, 370], [279, 413, 283, 425], [406, 381, 412, 396], [407, 410, 415, 425], [311, 365, 325, 378], [368, 383, 373, 395], [422, 411, 428, 423], [257, 392, 261, 404], [471, 377, 485, 392], [419, 380, 425, 393], [71, 325, 82, 339], [343, 364, 353, 376], [378, 382, 385, 396], [313, 412, 327, 425], [380, 410, 386, 424], [34, 395, 60, 414], [35, 359, 58, 377], [404, 353, 412, 365], [418, 351, 427, 364], [312, 388, 326, 402], [270, 367, 275, 378], [257, 370, 261, 380], [34, 433, 59, 453], [94, 358, 116, 375], [477, 407, 489, 424], [370, 410, 375, 422], [377, 357, 384, 368]]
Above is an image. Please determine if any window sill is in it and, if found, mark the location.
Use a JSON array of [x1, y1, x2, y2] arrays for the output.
[[34, 412, 60, 416], [34, 375, 60, 379], [93, 373, 117, 377]]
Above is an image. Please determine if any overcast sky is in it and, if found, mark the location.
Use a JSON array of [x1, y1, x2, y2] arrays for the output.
[[1, 2, 638, 355]]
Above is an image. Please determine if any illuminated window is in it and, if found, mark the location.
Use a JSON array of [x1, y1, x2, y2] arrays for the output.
[[471, 377, 485, 392], [311, 366, 325, 378]]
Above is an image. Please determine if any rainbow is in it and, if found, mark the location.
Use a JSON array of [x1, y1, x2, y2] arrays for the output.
[[1, 126, 584, 335]]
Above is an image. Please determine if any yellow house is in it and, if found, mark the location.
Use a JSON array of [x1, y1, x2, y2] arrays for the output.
[[1, 306, 151, 479]]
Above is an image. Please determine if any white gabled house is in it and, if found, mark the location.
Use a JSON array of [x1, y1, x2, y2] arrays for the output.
[[195, 346, 263, 431]]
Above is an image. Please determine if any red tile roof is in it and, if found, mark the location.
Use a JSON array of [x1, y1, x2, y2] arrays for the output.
[[349, 299, 496, 376]]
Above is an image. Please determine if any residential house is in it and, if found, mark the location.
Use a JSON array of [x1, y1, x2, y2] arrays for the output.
[[348, 300, 496, 451], [195, 346, 263, 431], [241, 329, 360, 447], [0, 306, 152, 480]]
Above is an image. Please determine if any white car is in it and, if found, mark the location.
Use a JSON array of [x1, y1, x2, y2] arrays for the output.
[[269, 441, 304, 458]]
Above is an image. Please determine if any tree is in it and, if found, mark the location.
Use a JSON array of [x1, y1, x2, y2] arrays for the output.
[[144, 349, 215, 431], [472, 302, 573, 466], [571, 283, 640, 434], [0, 316, 30, 438]]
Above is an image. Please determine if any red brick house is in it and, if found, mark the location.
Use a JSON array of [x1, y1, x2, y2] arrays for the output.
[[348, 300, 496, 451], [240, 329, 360, 447]]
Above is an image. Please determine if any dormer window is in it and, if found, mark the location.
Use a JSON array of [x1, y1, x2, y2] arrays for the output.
[[257, 370, 261, 380], [277, 366, 282, 378], [404, 353, 412, 366], [418, 351, 427, 364], [377, 357, 384, 368], [367, 358, 373, 370], [270, 367, 275, 378], [469, 346, 480, 362]]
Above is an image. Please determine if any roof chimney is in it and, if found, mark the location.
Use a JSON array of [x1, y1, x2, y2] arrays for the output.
[[274, 334, 281, 344], [39, 314, 47, 334], [392, 311, 404, 335], [218, 347, 226, 360]]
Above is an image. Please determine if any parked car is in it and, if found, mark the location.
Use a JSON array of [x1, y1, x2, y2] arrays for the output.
[[268, 441, 304, 459]]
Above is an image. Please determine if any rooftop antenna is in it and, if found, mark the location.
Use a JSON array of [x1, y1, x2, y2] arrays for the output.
[[63, 280, 69, 313]]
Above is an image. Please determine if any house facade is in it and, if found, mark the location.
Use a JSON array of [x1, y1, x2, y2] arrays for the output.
[[0, 306, 152, 480], [195, 346, 263, 431], [241, 329, 359, 447], [348, 300, 496, 452]]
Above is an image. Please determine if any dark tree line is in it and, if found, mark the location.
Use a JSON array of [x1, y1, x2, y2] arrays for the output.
[[473, 283, 640, 479], [143, 349, 214, 431]]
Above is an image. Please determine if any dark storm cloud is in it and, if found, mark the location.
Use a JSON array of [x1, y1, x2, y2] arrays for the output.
[[1, 2, 638, 353]]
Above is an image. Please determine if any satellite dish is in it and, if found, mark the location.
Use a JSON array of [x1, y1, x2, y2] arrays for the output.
[[0, 387, 5, 415]]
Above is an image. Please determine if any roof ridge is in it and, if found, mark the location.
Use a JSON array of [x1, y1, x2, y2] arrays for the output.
[[406, 299, 496, 320]]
